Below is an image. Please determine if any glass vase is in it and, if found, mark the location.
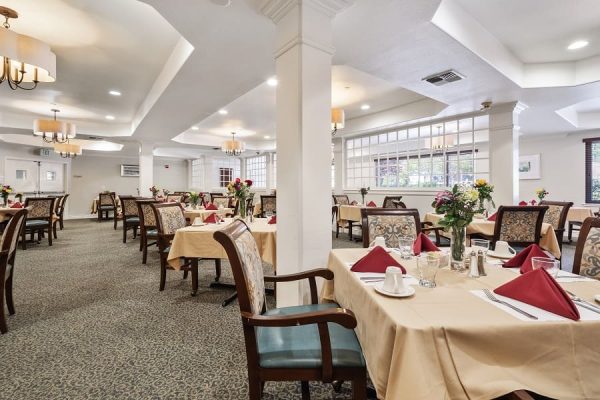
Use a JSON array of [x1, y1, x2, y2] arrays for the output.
[[2, 196, 7, 207], [450, 226, 466, 271], [238, 197, 247, 219]]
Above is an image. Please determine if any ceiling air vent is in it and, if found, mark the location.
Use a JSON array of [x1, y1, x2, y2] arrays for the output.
[[422, 69, 465, 86]]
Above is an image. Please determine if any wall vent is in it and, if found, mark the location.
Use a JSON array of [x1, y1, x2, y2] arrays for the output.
[[120, 164, 139, 177], [422, 69, 465, 86]]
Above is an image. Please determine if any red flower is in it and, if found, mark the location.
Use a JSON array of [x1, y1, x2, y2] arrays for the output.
[[235, 178, 241, 183], [245, 179, 253, 186]]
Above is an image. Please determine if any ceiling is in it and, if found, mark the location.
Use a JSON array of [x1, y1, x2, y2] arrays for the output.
[[1, 0, 600, 159]]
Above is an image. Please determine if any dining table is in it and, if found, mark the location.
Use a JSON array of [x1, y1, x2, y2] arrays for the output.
[[567, 207, 595, 242], [424, 212, 562, 259], [0, 206, 26, 223], [337, 204, 366, 240], [321, 248, 600, 400], [183, 207, 232, 222]]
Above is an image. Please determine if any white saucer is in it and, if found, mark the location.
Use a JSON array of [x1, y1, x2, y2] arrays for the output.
[[487, 250, 514, 260], [374, 282, 415, 298]]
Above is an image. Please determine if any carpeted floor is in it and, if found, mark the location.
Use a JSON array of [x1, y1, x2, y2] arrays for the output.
[[0, 220, 576, 400], [0, 219, 364, 400]]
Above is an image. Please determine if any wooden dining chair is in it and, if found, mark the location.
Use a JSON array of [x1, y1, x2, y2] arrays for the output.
[[97, 192, 118, 229], [382, 196, 403, 208], [260, 195, 276, 217], [0, 209, 27, 334], [213, 220, 366, 400], [210, 192, 225, 203], [165, 194, 183, 203], [572, 217, 600, 280], [212, 195, 231, 209], [360, 208, 422, 248], [119, 196, 141, 244], [539, 200, 573, 253], [332, 195, 351, 238], [50, 195, 63, 240], [491, 206, 549, 252], [56, 194, 69, 231], [22, 197, 56, 249], [137, 199, 159, 264]]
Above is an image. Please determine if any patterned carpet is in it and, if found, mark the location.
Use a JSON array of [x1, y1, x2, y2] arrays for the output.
[[0, 219, 363, 400]]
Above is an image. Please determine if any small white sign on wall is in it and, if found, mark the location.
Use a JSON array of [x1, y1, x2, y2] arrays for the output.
[[519, 154, 541, 180]]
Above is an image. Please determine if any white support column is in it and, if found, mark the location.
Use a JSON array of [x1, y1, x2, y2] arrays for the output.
[[263, 0, 354, 307], [488, 102, 528, 206], [138, 142, 154, 194]]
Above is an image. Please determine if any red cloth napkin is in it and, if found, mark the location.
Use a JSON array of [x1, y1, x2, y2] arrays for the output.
[[204, 213, 218, 224], [268, 215, 276, 224], [494, 268, 580, 320], [350, 246, 406, 274], [367, 201, 377, 207], [502, 244, 549, 273], [10, 202, 23, 209], [487, 212, 497, 221], [518, 201, 528, 206], [412, 233, 440, 255], [206, 203, 218, 210]]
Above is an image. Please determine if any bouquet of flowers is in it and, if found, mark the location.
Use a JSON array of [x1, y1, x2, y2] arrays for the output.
[[535, 188, 549, 202], [1, 184, 12, 206], [149, 185, 159, 197], [188, 191, 200, 207], [359, 187, 370, 204], [473, 178, 495, 209], [227, 178, 253, 218]]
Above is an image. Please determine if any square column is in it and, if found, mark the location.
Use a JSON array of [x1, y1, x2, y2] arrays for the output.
[[139, 142, 154, 195], [488, 102, 528, 206]]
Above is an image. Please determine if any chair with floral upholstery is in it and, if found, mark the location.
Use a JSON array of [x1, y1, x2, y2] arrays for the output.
[[260, 195, 276, 218], [572, 217, 600, 280], [382, 196, 403, 208], [539, 200, 573, 253], [119, 196, 141, 244], [210, 192, 225, 203], [22, 197, 56, 249], [213, 220, 366, 400], [212, 196, 231, 209], [165, 194, 183, 203], [491, 206, 549, 251], [0, 208, 27, 333], [137, 199, 159, 264], [360, 208, 421, 248], [97, 192, 118, 229]]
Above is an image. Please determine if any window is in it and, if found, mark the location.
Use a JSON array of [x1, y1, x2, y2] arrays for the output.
[[191, 159, 204, 190], [16, 170, 27, 180], [585, 138, 600, 203], [213, 158, 240, 188], [246, 155, 267, 188], [345, 116, 489, 189], [272, 153, 277, 188], [219, 168, 233, 187]]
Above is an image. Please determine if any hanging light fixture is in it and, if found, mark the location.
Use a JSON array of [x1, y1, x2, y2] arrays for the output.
[[53, 142, 82, 159], [33, 109, 77, 144], [221, 132, 245, 156], [0, 6, 56, 90], [430, 125, 454, 153], [331, 108, 345, 136]]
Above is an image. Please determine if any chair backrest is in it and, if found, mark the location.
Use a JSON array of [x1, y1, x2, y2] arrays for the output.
[[392, 200, 407, 209], [151, 203, 186, 236], [212, 196, 231, 209], [332, 195, 350, 206], [382, 196, 403, 208], [99, 192, 116, 206], [58, 194, 69, 216], [210, 192, 225, 203], [173, 192, 190, 203], [165, 194, 183, 203], [360, 208, 421, 248], [24, 197, 55, 220], [0, 209, 28, 262], [120, 196, 140, 218], [539, 200, 573, 232], [492, 205, 548, 248], [573, 217, 600, 279], [52, 195, 63, 213], [137, 199, 159, 229], [260, 195, 277, 216]]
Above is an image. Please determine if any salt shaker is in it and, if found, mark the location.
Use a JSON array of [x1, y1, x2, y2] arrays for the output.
[[477, 250, 487, 276], [468, 251, 479, 278]]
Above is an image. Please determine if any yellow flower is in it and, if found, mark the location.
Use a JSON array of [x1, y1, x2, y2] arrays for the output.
[[475, 178, 487, 187]]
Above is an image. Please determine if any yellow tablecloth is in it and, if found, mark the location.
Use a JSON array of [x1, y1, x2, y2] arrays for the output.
[[167, 218, 277, 269], [0, 207, 26, 223], [337, 205, 363, 223], [567, 207, 594, 223], [424, 212, 561, 258], [183, 208, 232, 222], [321, 248, 600, 400]]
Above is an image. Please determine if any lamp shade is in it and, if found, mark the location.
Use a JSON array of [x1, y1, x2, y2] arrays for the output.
[[0, 27, 56, 83], [331, 108, 345, 130], [53, 142, 82, 156]]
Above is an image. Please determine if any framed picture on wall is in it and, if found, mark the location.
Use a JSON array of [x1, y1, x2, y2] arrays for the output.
[[519, 154, 541, 180]]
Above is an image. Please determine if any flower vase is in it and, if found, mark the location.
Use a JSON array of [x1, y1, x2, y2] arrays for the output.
[[450, 226, 466, 271], [2, 196, 7, 207], [238, 197, 247, 219], [361, 195, 365, 204]]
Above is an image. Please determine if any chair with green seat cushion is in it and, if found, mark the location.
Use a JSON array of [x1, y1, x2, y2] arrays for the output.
[[97, 192, 118, 229], [120, 196, 141, 244], [22, 197, 56, 250], [213, 220, 367, 400], [137, 199, 159, 264]]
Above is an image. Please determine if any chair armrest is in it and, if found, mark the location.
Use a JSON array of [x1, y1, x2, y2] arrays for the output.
[[263, 268, 333, 282], [241, 308, 357, 329]]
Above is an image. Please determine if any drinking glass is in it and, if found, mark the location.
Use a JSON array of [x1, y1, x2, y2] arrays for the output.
[[531, 257, 559, 278], [471, 239, 490, 252], [399, 237, 413, 259], [417, 254, 440, 288]]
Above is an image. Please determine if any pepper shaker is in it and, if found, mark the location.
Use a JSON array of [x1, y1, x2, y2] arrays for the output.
[[468, 251, 479, 278], [477, 250, 487, 276]]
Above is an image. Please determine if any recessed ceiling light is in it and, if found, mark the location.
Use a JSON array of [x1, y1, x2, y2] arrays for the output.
[[361, 104, 371, 110], [264, 135, 271, 139], [568, 40, 589, 50], [267, 77, 278, 87], [109, 90, 121, 96], [191, 126, 199, 131], [105, 115, 115, 120], [218, 109, 228, 115]]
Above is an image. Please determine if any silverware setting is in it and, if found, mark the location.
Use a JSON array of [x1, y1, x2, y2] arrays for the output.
[[482, 289, 538, 320], [565, 290, 600, 314]]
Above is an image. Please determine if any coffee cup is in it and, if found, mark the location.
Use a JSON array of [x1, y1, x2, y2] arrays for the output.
[[371, 236, 386, 248], [494, 241, 516, 257], [383, 266, 405, 294]]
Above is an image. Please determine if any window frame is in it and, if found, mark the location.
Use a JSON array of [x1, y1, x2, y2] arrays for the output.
[[584, 137, 600, 203], [245, 154, 267, 189]]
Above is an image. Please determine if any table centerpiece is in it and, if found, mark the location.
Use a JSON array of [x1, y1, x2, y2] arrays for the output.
[[1, 184, 12, 207], [227, 178, 253, 219]]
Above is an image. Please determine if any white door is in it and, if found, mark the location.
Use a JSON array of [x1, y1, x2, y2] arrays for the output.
[[4, 159, 40, 194], [39, 161, 65, 194]]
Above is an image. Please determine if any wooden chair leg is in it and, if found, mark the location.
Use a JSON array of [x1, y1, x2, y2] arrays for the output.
[[142, 240, 149, 265], [159, 258, 167, 291], [123, 224, 127, 243], [21, 228, 26, 250], [301, 381, 310, 400], [133, 226, 138, 239], [248, 378, 262, 400], [60, 218, 64, 230], [215, 259, 221, 282], [352, 375, 367, 400], [5, 272, 14, 315], [0, 309, 6, 334], [47, 226, 52, 246], [53, 223, 58, 239]]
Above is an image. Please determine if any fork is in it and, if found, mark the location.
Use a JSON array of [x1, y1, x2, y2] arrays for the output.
[[482, 289, 538, 320], [565, 290, 600, 314]]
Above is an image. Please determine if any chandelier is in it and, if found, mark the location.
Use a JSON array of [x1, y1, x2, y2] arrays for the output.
[[0, 6, 56, 90], [331, 108, 345, 136], [430, 126, 454, 153], [33, 109, 77, 144], [221, 132, 245, 156], [53, 142, 81, 159]]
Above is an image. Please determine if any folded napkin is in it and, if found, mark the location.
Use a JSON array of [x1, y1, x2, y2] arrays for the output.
[[204, 213, 218, 224], [10, 202, 23, 209], [268, 215, 276, 224], [206, 203, 218, 210], [367, 201, 377, 207], [518, 201, 528, 206], [494, 268, 580, 320], [487, 212, 497, 221], [412, 232, 440, 255], [350, 246, 406, 274], [502, 244, 549, 273]]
